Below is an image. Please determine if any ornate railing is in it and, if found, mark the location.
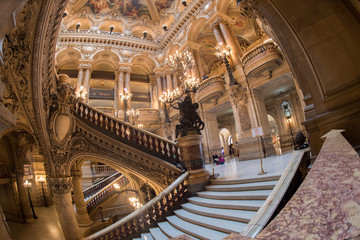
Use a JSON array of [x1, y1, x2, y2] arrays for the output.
[[92, 165, 117, 175], [94, 107, 116, 116], [86, 175, 129, 212], [74, 101, 181, 165], [83, 172, 122, 199], [85, 172, 189, 240], [241, 42, 280, 66], [197, 75, 225, 92]]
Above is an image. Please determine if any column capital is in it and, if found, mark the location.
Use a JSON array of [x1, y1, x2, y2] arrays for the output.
[[208, 13, 234, 30], [71, 169, 82, 179], [48, 177, 73, 195], [78, 62, 92, 70]]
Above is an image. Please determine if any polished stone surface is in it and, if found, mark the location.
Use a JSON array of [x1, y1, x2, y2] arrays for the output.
[[8, 206, 66, 240], [205, 152, 292, 181]]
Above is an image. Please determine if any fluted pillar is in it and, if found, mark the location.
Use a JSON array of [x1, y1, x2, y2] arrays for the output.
[[172, 72, 178, 89], [49, 177, 81, 240], [165, 70, 172, 91], [71, 170, 92, 226], [82, 64, 92, 103], [193, 50, 205, 80], [155, 73, 162, 110], [218, 21, 243, 72], [15, 169, 34, 223], [212, 24, 226, 45], [149, 74, 158, 109], [75, 66, 84, 94]]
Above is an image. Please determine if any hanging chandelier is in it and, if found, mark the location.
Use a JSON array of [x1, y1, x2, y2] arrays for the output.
[[165, 50, 195, 72]]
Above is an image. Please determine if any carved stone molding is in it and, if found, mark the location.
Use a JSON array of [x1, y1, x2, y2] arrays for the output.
[[48, 177, 73, 195]]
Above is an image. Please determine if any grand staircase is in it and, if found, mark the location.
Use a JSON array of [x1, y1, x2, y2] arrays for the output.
[[133, 174, 281, 240]]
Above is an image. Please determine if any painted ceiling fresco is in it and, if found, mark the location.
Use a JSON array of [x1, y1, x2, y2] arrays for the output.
[[155, 0, 174, 12], [86, 0, 151, 18]]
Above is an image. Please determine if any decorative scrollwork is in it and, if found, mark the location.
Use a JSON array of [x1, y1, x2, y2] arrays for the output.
[[48, 177, 73, 195]]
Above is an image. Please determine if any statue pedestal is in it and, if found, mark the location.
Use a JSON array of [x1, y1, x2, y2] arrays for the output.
[[177, 134, 209, 195]]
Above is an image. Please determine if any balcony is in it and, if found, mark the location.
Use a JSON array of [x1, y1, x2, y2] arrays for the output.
[[241, 42, 283, 78], [136, 108, 161, 132], [196, 75, 225, 103]]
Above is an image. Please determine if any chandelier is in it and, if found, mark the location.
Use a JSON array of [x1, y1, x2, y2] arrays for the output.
[[165, 50, 195, 72]]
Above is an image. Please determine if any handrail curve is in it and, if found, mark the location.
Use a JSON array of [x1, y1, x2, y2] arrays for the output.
[[73, 101, 181, 165], [85, 171, 189, 240], [83, 172, 122, 199]]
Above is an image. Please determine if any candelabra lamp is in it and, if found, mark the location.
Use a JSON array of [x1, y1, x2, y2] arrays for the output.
[[126, 108, 140, 125], [215, 42, 238, 87], [120, 88, 132, 122], [38, 176, 48, 207], [24, 180, 38, 219]]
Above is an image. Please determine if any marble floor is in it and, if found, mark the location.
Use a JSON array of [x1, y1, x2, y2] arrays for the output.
[[6, 152, 293, 240], [7, 205, 66, 240], [205, 152, 293, 180]]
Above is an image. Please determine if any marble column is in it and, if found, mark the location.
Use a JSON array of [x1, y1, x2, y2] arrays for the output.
[[172, 72, 178, 89], [212, 25, 225, 44], [71, 170, 92, 226], [82, 64, 92, 103], [15, 169, 34, 223], [49, 177, 81, 240], [124, 68, 132, 110], [75, 66, 84, 94], [229, 96, 243, 141], [218, 21, 243, 72], [149, 75, 158, 109], [193, 50, 205, 80], [177, 134, 209, 195], [155, 73, 162, 110], [116, 69, 125, 118], [165, 70, 173, 91]]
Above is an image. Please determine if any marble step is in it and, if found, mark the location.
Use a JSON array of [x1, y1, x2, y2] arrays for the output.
[[182, 202, 256, 222], [210, 175, 281, 185], [197, 190, 273, 200], [141, 233, 154, 240], [158, 221, 199, 240], [133, 238, 142, 240], [149, 227, 169, 240], [205, 180, 278, 192], [166, 215, 229, 240], [188, 197, 264, 211], [174, 209, 247, 234]]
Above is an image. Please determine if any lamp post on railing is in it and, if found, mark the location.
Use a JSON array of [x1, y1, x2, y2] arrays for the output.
[[215, 42, 239, 87], [120, 88, 132, 122], [38, 176, 48, 207], [126, 108, 140, 125], [24, 180, 37, 219]]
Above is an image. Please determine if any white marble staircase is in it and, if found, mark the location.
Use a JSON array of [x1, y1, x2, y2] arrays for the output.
[[133, 174, 281, 240]]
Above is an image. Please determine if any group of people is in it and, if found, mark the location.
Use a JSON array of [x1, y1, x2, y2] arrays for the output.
[[212, 152, 225, 165]]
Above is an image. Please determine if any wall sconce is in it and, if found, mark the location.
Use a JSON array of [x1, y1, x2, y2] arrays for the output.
[[24, 180, 38, 219], [63, 12, 67, 18], [182, 1, 187, 6], [143, 31, 148, 38], [162, 25, 168, 31], [109, 25, 114, 34], [76, 23, 81, 32]]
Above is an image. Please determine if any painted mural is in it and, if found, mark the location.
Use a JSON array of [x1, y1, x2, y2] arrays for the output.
[[86, 0, 150, 18], [200, 38, 217, 48], [231, 17, 246, 32], [155, 0, 174, 11]]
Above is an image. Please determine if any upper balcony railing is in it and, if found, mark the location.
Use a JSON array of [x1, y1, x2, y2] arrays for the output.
[[85, 172, 188, 240], [73, 101, 181, 165], [241, 41, 283, 77], [58, 30, 160, 52], [196, 75, 225, 103]]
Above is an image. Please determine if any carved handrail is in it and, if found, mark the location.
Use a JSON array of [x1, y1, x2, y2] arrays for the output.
[[86, 175, 129, 212], [83, 172, 122, 199], [73, 101, 181, 165], [94, 107, 116, 116], [92, 165, 117, 175], [241, 42, 280, 66], [197, 75, 225, 92], [85, 172, 189, 240]]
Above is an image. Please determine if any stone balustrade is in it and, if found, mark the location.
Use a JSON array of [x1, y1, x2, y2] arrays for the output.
[[85, 172, 189, 240], [91, 165, 117, 175], [83, 172, 122, 199], [94, 107, 116, 116], [86, 175, 129, 212], [241, 42, 283, 78], [196, 75, 225, 103], [74, 101, 181, 165], [58, 30, 159, 52]]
